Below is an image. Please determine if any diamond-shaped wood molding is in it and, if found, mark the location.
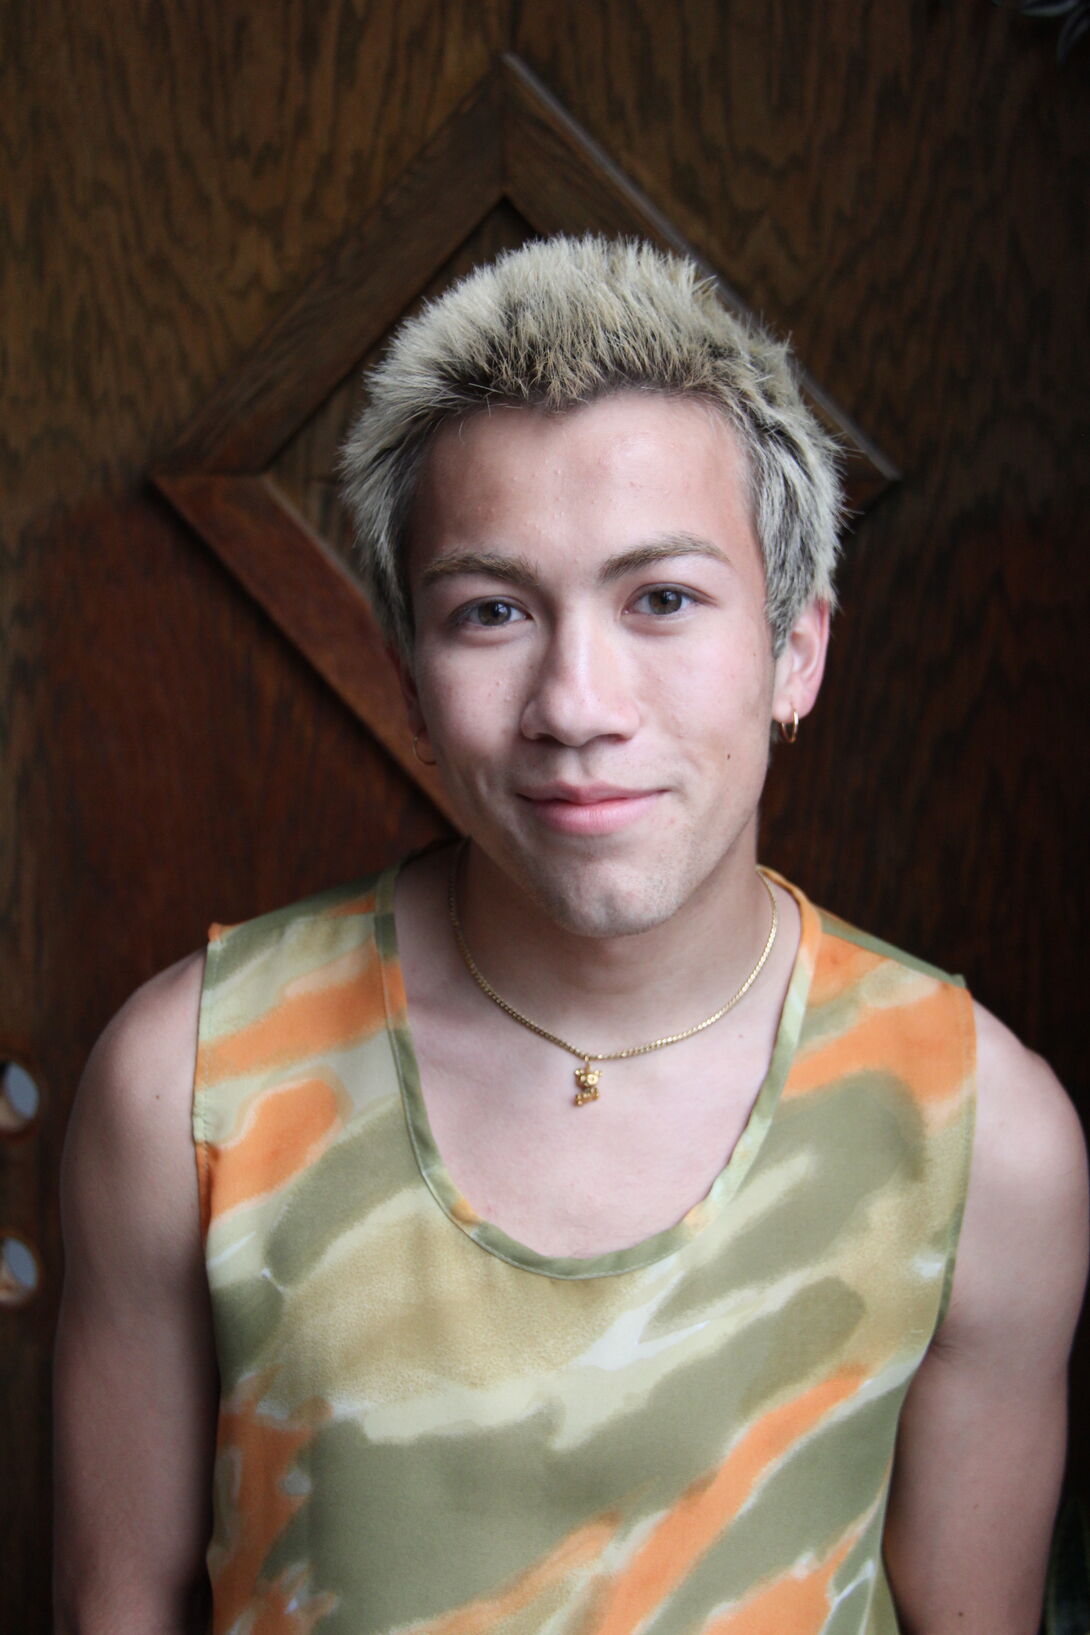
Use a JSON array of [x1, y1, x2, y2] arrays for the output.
[[153, 54, 898, 815]]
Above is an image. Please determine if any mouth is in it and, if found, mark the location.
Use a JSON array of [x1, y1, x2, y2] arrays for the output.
[[516, 783, 664, 837]]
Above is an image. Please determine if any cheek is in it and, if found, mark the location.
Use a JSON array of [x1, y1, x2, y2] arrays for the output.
[[415, 654, 519, 753], [654, 639, 773, 742]]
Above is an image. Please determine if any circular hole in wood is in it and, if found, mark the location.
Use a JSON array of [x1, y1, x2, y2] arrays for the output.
[[0, 1234, 41, 1307], [0, 1062, 41, 1135]]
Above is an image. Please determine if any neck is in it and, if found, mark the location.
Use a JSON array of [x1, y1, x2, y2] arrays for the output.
[[453, 833, 778, 1047]]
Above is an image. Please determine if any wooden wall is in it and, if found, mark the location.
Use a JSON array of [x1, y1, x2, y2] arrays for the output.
[[2, 2, 1087, 1626]]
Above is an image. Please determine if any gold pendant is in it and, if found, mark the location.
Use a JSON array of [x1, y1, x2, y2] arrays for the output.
[[573, 1062, 601, 1106]]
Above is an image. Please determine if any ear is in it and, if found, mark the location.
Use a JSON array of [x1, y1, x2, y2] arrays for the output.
[[771, 599, 830, 729], [390, 646, 427, 741]]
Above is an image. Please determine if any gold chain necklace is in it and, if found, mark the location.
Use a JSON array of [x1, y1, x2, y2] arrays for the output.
[[448, 848, 779, 1106]]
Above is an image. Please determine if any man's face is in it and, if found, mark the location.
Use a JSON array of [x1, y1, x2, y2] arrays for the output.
[[403, 392, 825, 938]]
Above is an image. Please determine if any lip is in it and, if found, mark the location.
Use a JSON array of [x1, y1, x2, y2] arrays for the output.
[[517, 783, 663, 836]]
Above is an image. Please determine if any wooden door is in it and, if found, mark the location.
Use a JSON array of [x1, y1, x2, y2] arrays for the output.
[[4, 4, 1087, 1627]]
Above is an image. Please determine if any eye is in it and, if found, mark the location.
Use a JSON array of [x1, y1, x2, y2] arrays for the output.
[[631, 585, 694, 617], [456, 597, 528, 628]]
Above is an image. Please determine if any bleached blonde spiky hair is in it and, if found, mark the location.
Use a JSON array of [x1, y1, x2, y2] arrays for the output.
[[340, 235, 841, 657]]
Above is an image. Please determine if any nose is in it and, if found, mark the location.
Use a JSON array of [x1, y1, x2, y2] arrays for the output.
[[519, 614, 640, 746]]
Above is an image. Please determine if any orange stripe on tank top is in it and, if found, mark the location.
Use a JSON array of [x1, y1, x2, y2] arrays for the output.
[[806, 936, 884, 1010], [207, 1077, 342, 1217], [211, 1377, 328, 1631], [201, 945, 387, 1080], [413, 1517, 620, 1635], [700, 1528, 859, 1635], [587, 1368, 864, 1635], [785, 983, 969, 1105]]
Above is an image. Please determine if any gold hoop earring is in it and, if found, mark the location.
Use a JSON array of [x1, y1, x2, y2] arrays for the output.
[[412, 732, 437, 767], [780, 708, 799, 744]]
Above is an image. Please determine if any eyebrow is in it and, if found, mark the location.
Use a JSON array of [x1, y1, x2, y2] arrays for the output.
[[418, 533, 729, 592], [418, 550, 541, 592], [599, 534, 730, 583]]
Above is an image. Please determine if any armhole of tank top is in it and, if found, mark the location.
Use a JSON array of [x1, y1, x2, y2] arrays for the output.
[[192, 928, 223, 1244], [931, 981, 979, 1336]]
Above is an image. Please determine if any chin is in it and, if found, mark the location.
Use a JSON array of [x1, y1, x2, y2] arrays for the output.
[[507, 853, 695, 942]]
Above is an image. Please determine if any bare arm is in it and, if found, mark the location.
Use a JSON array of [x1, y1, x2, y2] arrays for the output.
[[54, 953, 218, 1635], [884, 1002, 1089, 1635]]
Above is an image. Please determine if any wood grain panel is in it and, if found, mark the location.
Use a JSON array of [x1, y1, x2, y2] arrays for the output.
[[156, 470, 456, 818], [1, 0, 512, 534], [499, 53, 898, 515], [156, 77, 505, 474], [275, 198, 535, 559]]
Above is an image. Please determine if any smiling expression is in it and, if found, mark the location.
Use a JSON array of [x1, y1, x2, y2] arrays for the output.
[[402, 392, 826, 939]]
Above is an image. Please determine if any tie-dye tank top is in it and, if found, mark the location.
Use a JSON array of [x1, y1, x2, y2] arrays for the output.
[[195, 862, 975, 1635]]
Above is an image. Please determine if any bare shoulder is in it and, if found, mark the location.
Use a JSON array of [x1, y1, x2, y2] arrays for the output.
[[942, 1000, 1088, 1349], [885, 1004, 1086, 1632], [84, 949, 206, 1100], [62, 951, 208, 1282], [55, 952, 218, 1629], [970, 1001, 1087, 1220]]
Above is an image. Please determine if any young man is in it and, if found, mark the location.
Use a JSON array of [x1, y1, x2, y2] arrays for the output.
[[55, 238, 1087, 1634]]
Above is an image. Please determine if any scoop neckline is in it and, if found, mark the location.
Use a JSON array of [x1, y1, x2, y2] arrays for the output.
[[376, 860, 819, 1281]]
